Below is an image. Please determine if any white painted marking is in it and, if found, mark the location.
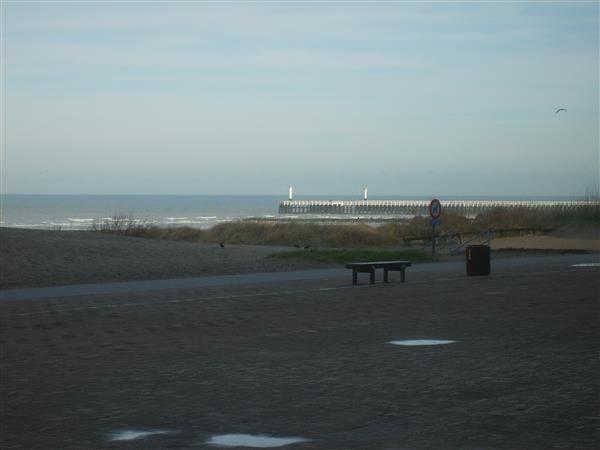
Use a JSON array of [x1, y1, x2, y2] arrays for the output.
[[207, 433, 308, 447], [388, 339, 456, 346], [109, 429, 173, 441], [571, 263, 600, 267]]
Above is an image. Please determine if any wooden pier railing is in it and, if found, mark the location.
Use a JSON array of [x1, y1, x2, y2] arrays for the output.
[[278, 200, 599, 216]]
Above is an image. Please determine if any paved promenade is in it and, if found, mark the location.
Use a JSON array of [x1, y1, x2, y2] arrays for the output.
[[1, 255, 599, 449]]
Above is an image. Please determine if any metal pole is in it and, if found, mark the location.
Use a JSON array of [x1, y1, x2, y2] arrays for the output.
[[432, 224, 436, 258]]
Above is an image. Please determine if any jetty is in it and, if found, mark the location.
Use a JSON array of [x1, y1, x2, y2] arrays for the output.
[[278, 199, 598, 216]]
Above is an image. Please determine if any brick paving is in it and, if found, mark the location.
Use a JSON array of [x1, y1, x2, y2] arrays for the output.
[[1, 261, 599, 449]]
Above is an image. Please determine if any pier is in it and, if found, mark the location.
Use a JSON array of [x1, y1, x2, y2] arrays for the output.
[[278, 199, 599, 217]]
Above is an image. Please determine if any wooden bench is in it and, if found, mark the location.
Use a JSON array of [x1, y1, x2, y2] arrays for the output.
[[345, 261, 412, 285]]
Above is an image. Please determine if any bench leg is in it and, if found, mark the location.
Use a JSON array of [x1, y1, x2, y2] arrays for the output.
[[352, 269, 358, 286], [370, 268, 375, 284], [401, 266, 406, 282], [383, 268, 389, 283]]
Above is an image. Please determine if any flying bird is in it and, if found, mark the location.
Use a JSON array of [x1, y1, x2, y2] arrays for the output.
[[555, 108, 567, 114]]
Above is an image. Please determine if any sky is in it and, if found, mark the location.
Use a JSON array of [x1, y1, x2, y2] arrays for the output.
[[1, 1, 598, 197]]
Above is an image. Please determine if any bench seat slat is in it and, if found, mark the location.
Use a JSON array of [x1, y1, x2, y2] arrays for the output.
[[345, 260, 412, 285], [345, 261, 411, 269]]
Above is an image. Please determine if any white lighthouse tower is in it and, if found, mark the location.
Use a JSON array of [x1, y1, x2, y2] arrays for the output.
[[363, 187, 368, 200], [288, 185, 293, 201]]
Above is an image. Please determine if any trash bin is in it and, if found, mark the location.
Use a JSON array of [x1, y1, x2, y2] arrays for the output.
[[466, 245, 490, 276]]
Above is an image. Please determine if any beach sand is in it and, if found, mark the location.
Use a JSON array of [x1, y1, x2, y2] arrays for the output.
[[491, 225, 600, 252], [0, 228, 335, 289], [1, 226, 598, 289]]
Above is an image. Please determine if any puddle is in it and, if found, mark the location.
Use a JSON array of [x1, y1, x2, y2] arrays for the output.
[[387, 339, 456, 346], [206, 433, 308, 447], [571, 263, 600, 267], [108, 429, 173, 441]]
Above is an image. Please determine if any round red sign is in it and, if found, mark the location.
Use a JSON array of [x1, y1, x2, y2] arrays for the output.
[[429, 199, 442, 219]]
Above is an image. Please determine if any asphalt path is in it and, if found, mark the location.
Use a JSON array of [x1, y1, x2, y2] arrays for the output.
[[1, 253, 598, 301]]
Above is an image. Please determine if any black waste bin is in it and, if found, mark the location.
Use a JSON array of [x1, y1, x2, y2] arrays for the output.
[[466, 245, 490, 276]]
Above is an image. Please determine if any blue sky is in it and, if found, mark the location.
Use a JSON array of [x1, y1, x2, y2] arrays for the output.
[[2, 1, 598, 196]]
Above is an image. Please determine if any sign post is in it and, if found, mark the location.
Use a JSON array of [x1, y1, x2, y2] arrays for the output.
[[428, 199, 442, 257]]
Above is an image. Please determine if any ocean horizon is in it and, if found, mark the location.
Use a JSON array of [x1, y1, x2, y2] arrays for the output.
[[0, 193, 585, 230]]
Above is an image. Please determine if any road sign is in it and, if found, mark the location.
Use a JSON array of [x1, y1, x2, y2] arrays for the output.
[[429, 199, 442, 219], [429, 200, 442, 257]]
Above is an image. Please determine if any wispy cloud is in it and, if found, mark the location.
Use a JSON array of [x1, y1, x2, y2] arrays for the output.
[[3, 2, 598, 195]]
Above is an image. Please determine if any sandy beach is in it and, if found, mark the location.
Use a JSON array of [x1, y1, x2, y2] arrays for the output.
[[0, 228, 340, 290], [491, 225, 600, 252], [1, 226, 598, 290]]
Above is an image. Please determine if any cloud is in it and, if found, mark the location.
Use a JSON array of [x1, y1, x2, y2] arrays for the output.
[[3, 2, 598, 195]]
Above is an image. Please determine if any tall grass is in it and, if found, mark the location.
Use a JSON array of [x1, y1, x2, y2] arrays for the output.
[[88, 214, 199, 240], [90, 206, 599, 247], [205, 221, 398, 247], [90, 214, 160, 236]]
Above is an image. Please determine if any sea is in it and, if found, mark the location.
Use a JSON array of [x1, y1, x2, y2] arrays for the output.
[[0, 194, 578, 230]]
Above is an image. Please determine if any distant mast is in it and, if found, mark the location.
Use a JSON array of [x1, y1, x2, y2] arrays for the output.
[[363, 187, 368, 200], [288, 186, 293, 201]]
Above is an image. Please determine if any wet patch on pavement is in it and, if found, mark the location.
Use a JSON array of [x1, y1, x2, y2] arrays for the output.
[[206, 433, 308, 447], [387, 339, 456, 346], [108, 428, 175, 441]]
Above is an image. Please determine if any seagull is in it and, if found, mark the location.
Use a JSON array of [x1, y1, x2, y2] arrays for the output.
[[555, 108, 567, 114]]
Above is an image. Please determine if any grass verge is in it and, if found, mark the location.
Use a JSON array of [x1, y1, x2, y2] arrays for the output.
[[268, 248, 434, 264]]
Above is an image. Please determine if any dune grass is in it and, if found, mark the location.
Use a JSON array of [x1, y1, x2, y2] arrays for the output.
[[90, 205, 599, 248]]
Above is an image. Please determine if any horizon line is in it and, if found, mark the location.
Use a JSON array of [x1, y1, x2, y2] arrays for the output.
[[1, 192, 589, 198]]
